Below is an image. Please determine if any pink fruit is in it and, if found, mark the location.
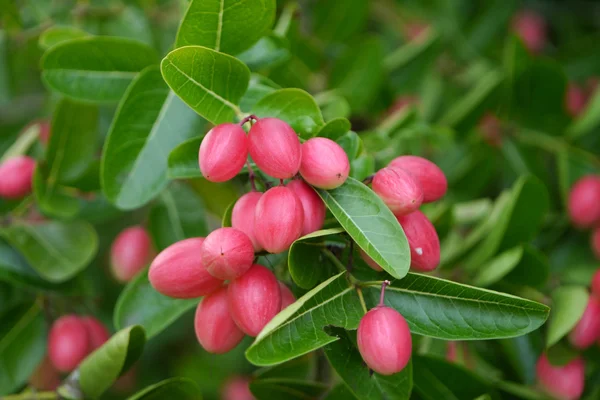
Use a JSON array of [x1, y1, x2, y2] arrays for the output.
[[569, 295, 600, 349], [254, 186, 304, 254], [357, 281, 412, 375], [81, 317, 110, 351], [279, 282, 296, 310], [388, 156, 447, 203], [536, 353, 584, 400], [511, 10, 547, 54], [194, 287, 245, 354], [568, 175, 600, 228], [149, 238, 223, 299], [397, 211, 440, 272], [29, 356, 60, 391], [48, 315, 90, 372], [0, 156, 36, 199], [198, 123, 248, 182], [386, 96, 418, 117], [299, 138, 349, 189], [287, 179, 326, 235], [566, 83, 588, 118], [38, 120, 51, 145], [232, 191, 263, 252], [592, 269, 600, 296], [372, 167, 423, 216], [248, 118, 301, 179], [359, 248, 383, 272], [201, 228, 254, 280], [591, 228, 600, 260], [110, 226, 153, 283], [222, 377, 255, 400], [478, 113, 502, 147], [228, 264, 281, 336], [446, 342, 457, 363]]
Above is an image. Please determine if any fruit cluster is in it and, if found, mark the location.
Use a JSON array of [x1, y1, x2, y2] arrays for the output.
[[568, 175, 600, 260]]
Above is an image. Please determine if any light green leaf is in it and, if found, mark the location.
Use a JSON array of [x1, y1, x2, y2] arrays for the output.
[[240, 73, 280, 112], [472, 247, 524, 287], [237, 34, 291, 70], [250, 379, 328, 400], [0, 123, 40, 163], [336, 131, 361, 161], [39, 26, 89, 50], [568, 87, 600, 138], [546, 286, 588, 347], [317, 117, 351, 140], [126, 378, 202, 400], [167, 137, 204, 180]]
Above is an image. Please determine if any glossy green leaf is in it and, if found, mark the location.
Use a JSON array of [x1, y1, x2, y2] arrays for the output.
[[350, 154, 375, 181], [127, 378, 202, 400], [102, 66, 204, 210], [41, 37, 158, 102], [503, 245, 549, 289], [39, 26, 89, 50], [161, 46, 250, 124], [240, 73, 280, 112], [336, 131, 361, 161], [176, 0, 276, 55], [167, 137, 203, 180], [250, 379, 328, 400], [1, 221, 98, 283], [315, 91, 351, 120], [317, 178, 410, 279], [237, 34, 291, 70], [317, 117, 351, 140], [324, 385, 357, 400], [252, 88, 325, 139], [472, 247, 524, 287], [546, 286, 588, 347]]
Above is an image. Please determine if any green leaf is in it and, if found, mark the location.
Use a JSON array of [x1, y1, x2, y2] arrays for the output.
[[102, 66, 205, 210], [317, 178, 410, 279], [472, 247, 524, 287], [114, 271, 197, 340], [246, 272, 363, 366], [288, 228, 344, 289], [240, 73, 280, 112], [77, 325, 146, 399], [1, 220, 98, 283], [503, 245, 549, 288], [546, 286, 588, 347], [350, 154, 375, 182], [41, 37, 158, 102], [324, 385, 357, 400], [567, 86, 600, 139], [176, 0, 276, 55], [237, 34, 291, 70], [39, 26, 89, 50], [0, 303, 46, 396], [312, 0, 368, 42], [148, 183, 209, 250], [161, 46, 250, 124], [167, 137, 203, 180], [0, 123, 40, 163], [127, 378, 202, 400], [336, 131, 362, 161], [317, 117, 351, 140], [252, 88, 325, 139], [222, 201, 235, 227], [361, 274, 550, 340], [250, 379, 328, 400]]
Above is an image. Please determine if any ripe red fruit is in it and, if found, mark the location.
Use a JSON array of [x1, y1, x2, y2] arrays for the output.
[[149, 238, 223, 299], [199, 123, 248, 182], [232, 191, 263, 252], [222, 377, 255, 400], [248, 118, 301, 179], [567, 175, 600, 228], [228, 264, 282, 336], [0, 156, 36, 199], [569, 295, 600, 349], [287, 179, 326, 235], [592, 270, 600, 297], [566, 83, 588, 118], [254, 186, 304, 253], [279, 282, 296, 310], [48, 315, 90, 372], [201, 228, 254, 280], [299, 138, 350, 189], [511, 10, 547, 54], [357, 281, 412, 375], [81, 317, 110, 351], [397, 211, 440, 272], [110, 226, 153, 283], [536, 353, 584, 400], [389, 156, 447, 203], [29, 356, 60, 391], [194, 287, 245, 354], [591, 228, 600, 260], [359, 249, 383, 272], [371, 167, 423, 216]]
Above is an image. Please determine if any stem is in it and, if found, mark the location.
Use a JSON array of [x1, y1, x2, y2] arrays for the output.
[[379, 280, 391, 307], [274, 2, 297, 36], [239, 114, 258, 127], [246, 161, 257, 191], [1, 391, 58, 400], [279, 179, 284, 186], [322, 249, 347, 274], [362, 175, 374, 185], [356, 287, 368, 314]]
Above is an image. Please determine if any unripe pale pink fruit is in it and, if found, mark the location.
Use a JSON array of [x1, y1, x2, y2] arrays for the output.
[[149, 238, 223, 299], [372, 167, 423, 216], [279, 282, 296, 310], [110, 226, 153, 283], [199, 123, 248, 182], [194, 287, 245, 354], [566, 83, 588, 118], [536, 353, 584, 400], [568, 175, 600, 228], [228, 264, 281, 336], [0, 156, 36, 199], [591, 228, 600, 260], [299, 138, 350, 189], [389, 156, 447, 203], [248, 118, 301, 179], [48, 315, 90, 372], [511, 10, 547, 54], [29, 356, 60, 391], [287, 179, 326, 235], [569, 295, 600, 349], [222, 377, 255, 400], [254, 186, 304, 254], [81, 317, 110, 350], [359, 248, 383, 272], [232, 191, 263, 252], [592, 270, 600, 297], [397, 211, 440, 272], [201, 228, 254, 280]]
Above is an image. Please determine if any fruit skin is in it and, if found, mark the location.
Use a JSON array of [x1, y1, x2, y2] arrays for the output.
[[566, 83, 588, 118], [591, 227, 600, 260], [397, 211, 440, 272], [592, 269, 600, 297], [357, 306, 412, 375], [536, 353, 584, 400], [194, 287, 245, 354], [254, 186, 304, 254], [279, 282, 296, 310], [0, 156, 36, 199], [201, 228, 254, 280], [359, 249, 383, 272], [511, 10, 547, 54], [110, 226, 153, 283], [372, 167, 423, 216], [567, 175, 600, 228], [198, 123, 248, 182], [287, 179, 326, 235], [222, 377, 255, 400], [389, 156, 447, 203], [248, 118, 301, 179], [149, 238, 223, 299], [569, 295, 600, 349], [299, 137, 350, 189], [232, 191, 264, 252], [48, 315, 90, 372], [228, 264, 282, 336], [81, 317, 110, 350]]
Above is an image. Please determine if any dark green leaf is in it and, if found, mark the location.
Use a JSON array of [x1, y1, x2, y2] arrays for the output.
[[167, 137, 203, 180], [126, 378, 202, 400], [312, 0, 368, 42], [324, 385, 358, 400], [250, 378, 328, 400], [39, 26, 89, 50], [472, 247, 524, 287], [237, 34, 291, 70], [350, 154, 375, 182], [222, 201, 235, 227], [546, 286, 588, 347]]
